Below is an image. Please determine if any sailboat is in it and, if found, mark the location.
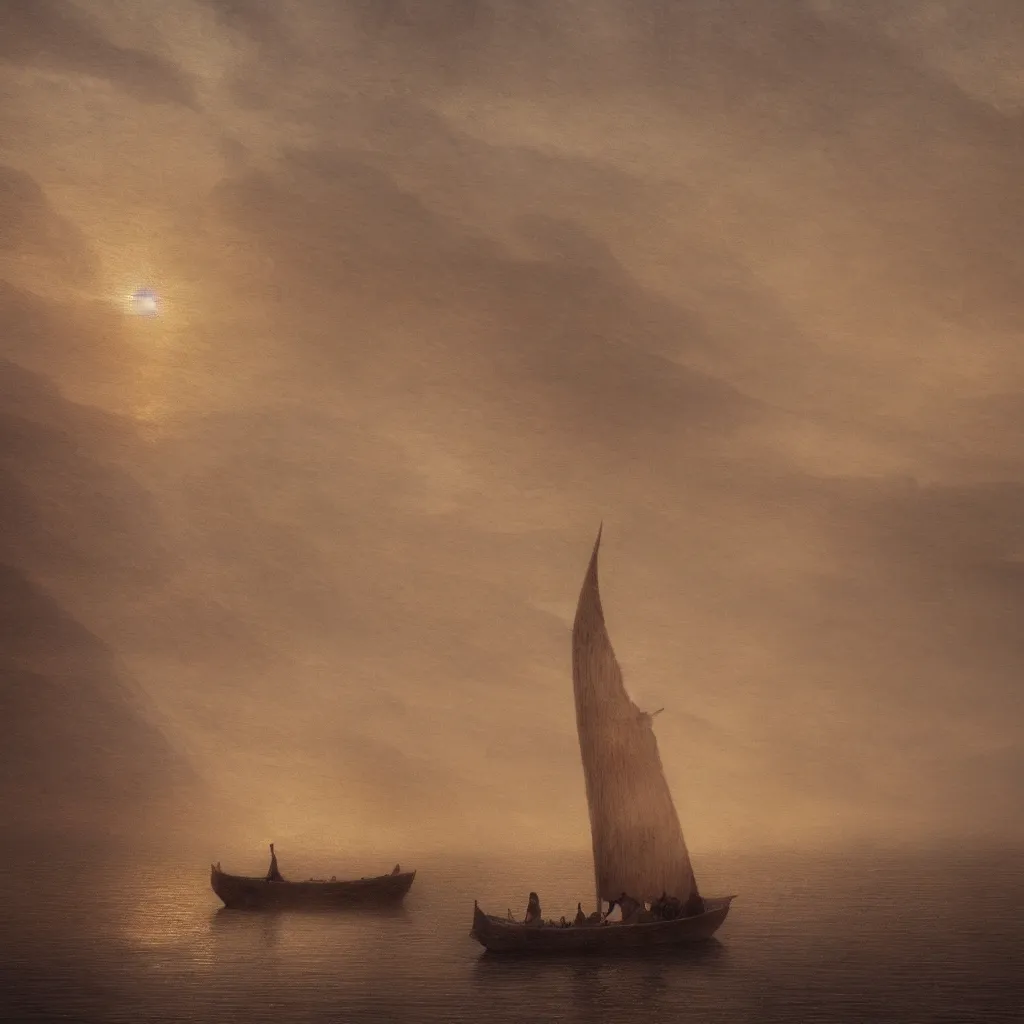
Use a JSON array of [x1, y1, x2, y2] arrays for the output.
[[470, 526, 734, 953]]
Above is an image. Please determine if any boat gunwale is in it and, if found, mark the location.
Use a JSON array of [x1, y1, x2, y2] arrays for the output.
[[209, 864, 416, 908], [469, 895, 734, 952], [473, 895, 735, 933], [210, 866, 416, 890]]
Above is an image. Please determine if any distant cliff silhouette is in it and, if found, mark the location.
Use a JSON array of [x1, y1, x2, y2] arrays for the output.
[[0, 563, 193, 833], [0, 354, 194, 846]]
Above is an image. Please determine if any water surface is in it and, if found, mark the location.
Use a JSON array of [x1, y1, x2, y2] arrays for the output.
[[2, 846, 1021, 1023]]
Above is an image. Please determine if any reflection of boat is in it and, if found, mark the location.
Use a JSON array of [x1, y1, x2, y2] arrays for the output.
[[470, 937, 727, 977], [210, 861, 416, 910], [471, 526, 735, 954]]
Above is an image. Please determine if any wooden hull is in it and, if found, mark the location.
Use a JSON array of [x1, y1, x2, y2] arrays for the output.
[[470, 896, 734, 954], [210, 865, 416, 909]]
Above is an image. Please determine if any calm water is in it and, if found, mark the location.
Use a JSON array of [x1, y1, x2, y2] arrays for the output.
[[2, 845, 1021, 1023]]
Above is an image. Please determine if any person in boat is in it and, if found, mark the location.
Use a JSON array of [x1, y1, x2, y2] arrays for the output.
[[574, 902, 587, 926], [266, 843, 283, 882], [524, 891, 542, 925], [392, 864, 401, 875], [682, 889, 705, 917], [609, 892, 643, 923], [652, 891, 681, 920]]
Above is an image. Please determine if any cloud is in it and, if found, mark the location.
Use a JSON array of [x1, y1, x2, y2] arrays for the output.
[[0, 0, 198, 108], [200, 0, 288, 49], [0, 165, 99, 288], [810, 0, 1024, 112], [199, 146, 767, 454], [3, 0, 1024, 854], [129, 42, 1024, 845]]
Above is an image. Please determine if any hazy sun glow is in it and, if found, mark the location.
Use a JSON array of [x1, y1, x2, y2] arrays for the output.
[[128, 287, 159, 316]]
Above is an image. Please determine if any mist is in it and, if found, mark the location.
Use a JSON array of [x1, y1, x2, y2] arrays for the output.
[[2, 0, 1023, 871]]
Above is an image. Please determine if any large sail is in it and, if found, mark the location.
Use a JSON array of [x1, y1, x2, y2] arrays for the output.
[[572, 526, 697, 906]]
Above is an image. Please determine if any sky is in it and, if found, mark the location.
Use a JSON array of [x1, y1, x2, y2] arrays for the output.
[[2, 0, 1023, 864]]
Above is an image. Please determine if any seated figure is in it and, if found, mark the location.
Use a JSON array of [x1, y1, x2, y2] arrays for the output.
[[610, 892, 643, 923], [682, 890, 705, 917], [524, 891, 542, 925]]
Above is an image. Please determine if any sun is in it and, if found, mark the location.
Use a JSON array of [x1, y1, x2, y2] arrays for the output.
[[127, 286, 159, 317]]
